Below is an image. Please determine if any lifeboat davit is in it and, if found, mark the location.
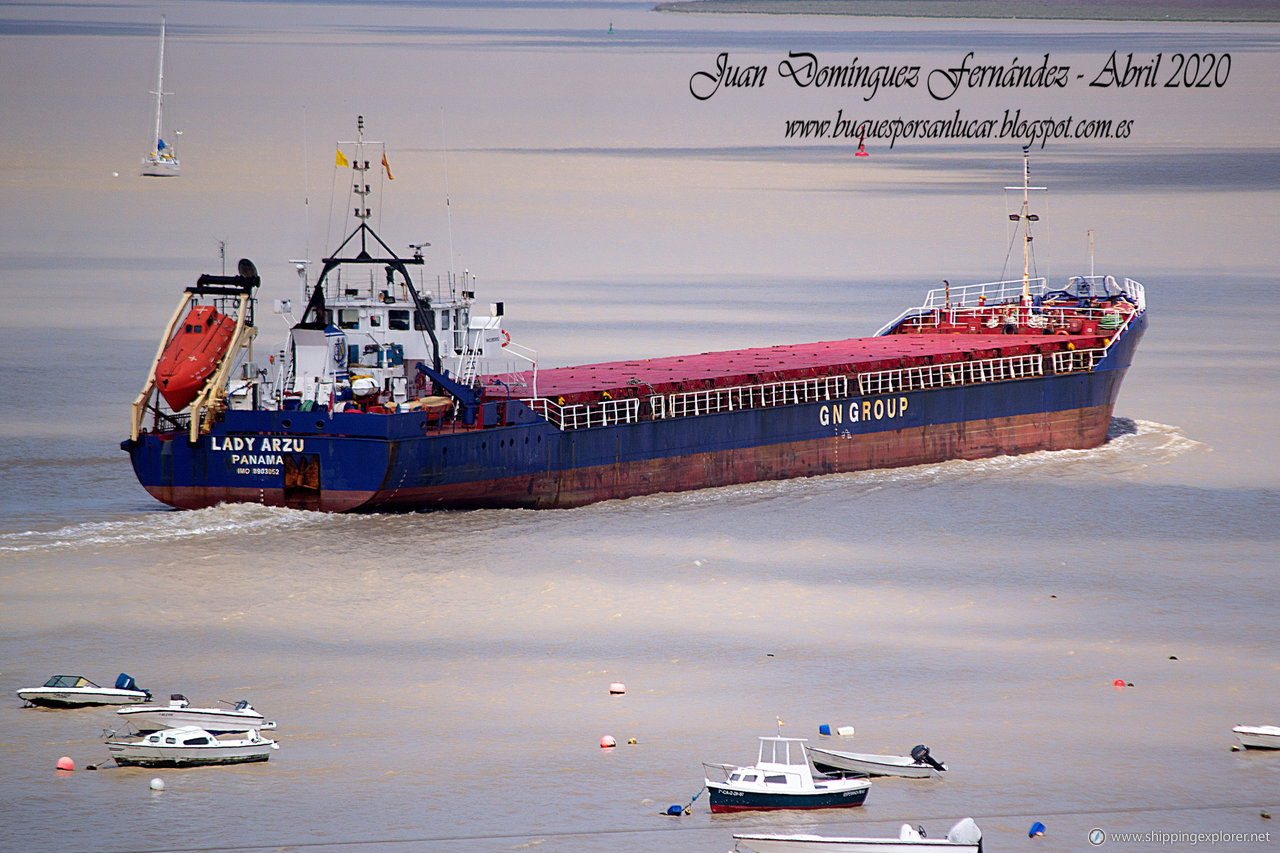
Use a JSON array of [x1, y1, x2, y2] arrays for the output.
[[155, 305, 236, 411]]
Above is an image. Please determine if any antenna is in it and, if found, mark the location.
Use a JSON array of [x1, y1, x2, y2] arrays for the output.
[[441, 108, 457, 296], [1088, 229, 1095, 279], [302, 107, 310, 263]]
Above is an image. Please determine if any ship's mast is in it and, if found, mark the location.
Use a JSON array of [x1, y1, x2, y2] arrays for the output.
[[1006, 147, 1043, 305], [351, 115, 374, 254]]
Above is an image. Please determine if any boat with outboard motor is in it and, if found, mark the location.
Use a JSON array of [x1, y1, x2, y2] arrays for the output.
[[105, 725, 277, 767], [17, 674, 151, 708], [1233, 724, 1280, 750], [805, 743, 946, 778], [115, 694, 276, 734], [703, 735, 872, 813], [733, 817, 982, 852], [122, 127, 1146, 512]]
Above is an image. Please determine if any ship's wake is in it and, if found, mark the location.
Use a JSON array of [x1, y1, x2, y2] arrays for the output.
[[2, 421, 1204, 552], [0, 502, 328, 554], [627, 416, 1206, 510]]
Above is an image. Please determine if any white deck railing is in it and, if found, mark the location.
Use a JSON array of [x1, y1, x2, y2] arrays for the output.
[[858, 352, 1044, 396], [520, 276, 1145, 431]]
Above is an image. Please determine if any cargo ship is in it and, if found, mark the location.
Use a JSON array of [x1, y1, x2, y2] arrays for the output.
[[122, 120, 1147, 512]]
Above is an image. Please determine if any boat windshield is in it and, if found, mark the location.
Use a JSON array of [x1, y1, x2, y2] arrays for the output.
[[44, 675, 94, 688]]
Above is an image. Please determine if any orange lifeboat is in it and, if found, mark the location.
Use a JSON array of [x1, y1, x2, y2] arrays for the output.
[[155, 305, 236, 410]]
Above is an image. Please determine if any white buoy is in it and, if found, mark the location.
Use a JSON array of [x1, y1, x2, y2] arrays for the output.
[[150, 777, 165, 791], [609, 682, 626, 695], [600, 735, 616, 749], [836, 725, 856, 737]]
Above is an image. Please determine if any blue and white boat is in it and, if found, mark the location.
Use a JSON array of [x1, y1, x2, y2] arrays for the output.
[[17, 673, 150, 708], [704, 736, 871, 813]]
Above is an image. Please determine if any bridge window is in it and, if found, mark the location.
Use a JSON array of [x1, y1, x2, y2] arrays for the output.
[[389, 310, 410, 331]]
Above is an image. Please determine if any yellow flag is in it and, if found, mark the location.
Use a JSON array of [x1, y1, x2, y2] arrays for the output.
[[335, 148, 349, 168], [381, 152, 394, 180]]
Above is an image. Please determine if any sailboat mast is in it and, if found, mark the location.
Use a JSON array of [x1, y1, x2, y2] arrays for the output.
[[151, 16, 166, 151]]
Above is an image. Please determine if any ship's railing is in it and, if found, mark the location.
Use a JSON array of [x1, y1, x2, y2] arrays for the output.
[[528, 397, 641, 430], [1120, 277, 1146, 312], [922, 277, 1049, 309], [1051, 347, 1106, 373], [522, 345, 1109, 431], [657, 376, 849, 420], [859, 353, 1044, 396], [896, 303, 1126, 333], [878, 275, 1145, 336]]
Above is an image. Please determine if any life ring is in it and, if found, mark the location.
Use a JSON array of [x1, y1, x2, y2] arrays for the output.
[[501, 330, 510, 347], [413, 372, 427, 391]]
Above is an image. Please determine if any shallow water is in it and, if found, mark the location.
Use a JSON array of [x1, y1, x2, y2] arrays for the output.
[[2, 3, 1279, 852]]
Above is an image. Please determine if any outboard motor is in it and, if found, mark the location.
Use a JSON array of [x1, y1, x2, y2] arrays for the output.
[[910, 744, 946, 772], [946, 818, 982, 849]]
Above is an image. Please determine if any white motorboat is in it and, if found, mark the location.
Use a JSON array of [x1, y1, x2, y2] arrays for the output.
[[805, 744, 946, 778], [704, 736, 872, 813], [1233, 724, 1280, 750], [734, 817, 982, 852], [16, 673, 151, 708], [116, 694, 276, 734], [106, 725, 278, 767]]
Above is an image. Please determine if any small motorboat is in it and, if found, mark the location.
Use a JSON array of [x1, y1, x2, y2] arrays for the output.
[[704, 736, 872, 813], [805, 744, 946, 778], [16, 673, 151, 708], [734, 817, 982, 852], [105, 725, 278, 767], [115, 694, 276, 734], [1233, 724, 1280, 750]]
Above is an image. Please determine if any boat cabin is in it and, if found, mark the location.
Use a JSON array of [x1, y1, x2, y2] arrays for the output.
[[145, 726, 217, 747]]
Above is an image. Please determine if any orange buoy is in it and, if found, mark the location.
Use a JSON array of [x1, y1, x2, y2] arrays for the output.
[[56, 756, 75, 771], [600, 735, 617, 749]]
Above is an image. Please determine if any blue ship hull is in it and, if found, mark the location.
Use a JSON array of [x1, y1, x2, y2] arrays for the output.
[[123, 314, 1144, 512]]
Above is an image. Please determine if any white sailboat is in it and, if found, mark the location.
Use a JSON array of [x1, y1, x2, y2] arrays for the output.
[[141, 15, 180, 177]]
